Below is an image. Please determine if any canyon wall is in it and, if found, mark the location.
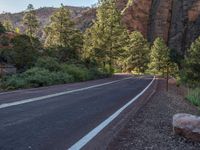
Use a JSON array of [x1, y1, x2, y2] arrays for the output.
[[121, 0, 200, 57]]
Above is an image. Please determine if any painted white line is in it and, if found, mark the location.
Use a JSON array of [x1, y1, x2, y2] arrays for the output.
[[68, 76, 156, 150], [0, 77, 133, 109]]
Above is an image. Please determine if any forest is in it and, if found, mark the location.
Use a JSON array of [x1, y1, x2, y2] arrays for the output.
[[0, 0, 199, 107]]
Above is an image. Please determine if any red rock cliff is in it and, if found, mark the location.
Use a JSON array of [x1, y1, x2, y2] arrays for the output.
[[119, 0, 200, 58]]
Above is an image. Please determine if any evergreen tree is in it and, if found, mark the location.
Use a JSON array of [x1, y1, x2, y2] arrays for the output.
[[0, 22, 6, 34], [124, 31, 150, 73], [44, 4, 82, 61], [149, 37, 170, 74], [3, 19, 13, 32], [150, 37, 174, 91], [23, 4, 39, 38], [83, 0, 127, 72], [10, 35, 41, 70], [183, 36, 200, 86]]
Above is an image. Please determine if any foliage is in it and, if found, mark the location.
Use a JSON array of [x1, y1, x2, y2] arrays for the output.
[[83, 0, 128, 72], [1, 59, 110, 90], [35, 57, 60, 71], [187, 88, 200, 108], [3, 19, 13, 32], [60, 64, 109, 82], [181, 36, 200, 86], [10, 34, 41, 70], [124, 31, 150, 73], [149, 37, 171, 75], [44, 4, 82, 61], [23, 4, 39, 38], [1, 67, 73, 89], [15, 27, 20, 34]]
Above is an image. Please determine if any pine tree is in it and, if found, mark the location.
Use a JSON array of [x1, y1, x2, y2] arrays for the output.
[[44, 4, 82, 61], [149, 37, 170, 75], [125, 31, 150, 73], [83, 0, 127, 72], [11, 35, 41, 70], [23, 4, 39, 38], [183, 36, 200, 86], [3, 19, 13, 32], [150, 37, 172, 91]]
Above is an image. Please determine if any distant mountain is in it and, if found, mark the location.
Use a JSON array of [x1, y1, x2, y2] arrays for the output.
[[0, 6, 96, 38]]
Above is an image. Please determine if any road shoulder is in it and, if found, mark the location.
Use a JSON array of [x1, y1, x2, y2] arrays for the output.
[[107, 78, 200, 150]]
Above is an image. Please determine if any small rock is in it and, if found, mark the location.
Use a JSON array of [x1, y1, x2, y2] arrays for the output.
[[173, 113, 200, 141]]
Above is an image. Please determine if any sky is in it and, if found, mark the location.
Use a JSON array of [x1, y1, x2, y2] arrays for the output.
[[0, 0, 98, 13]]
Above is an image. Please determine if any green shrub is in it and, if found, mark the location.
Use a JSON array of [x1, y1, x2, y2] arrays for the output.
[[88, 68, 111, 79], [50, 72, 74, 84], [35, 57, 60, 71], [187, 88, 200, 107], [2, 75, 27, 90], [22, 67, 53, 87], [61, 64, 90, 81], [2, 63, 111, 90]]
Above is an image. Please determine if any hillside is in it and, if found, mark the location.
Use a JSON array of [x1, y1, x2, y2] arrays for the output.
[[0, 6, 96, 35]]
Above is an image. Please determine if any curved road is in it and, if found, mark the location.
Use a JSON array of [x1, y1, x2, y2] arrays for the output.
[[0, 75, 154, 150]]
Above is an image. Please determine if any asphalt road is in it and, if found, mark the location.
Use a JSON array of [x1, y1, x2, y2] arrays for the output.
[[0, 75, 153, 150]]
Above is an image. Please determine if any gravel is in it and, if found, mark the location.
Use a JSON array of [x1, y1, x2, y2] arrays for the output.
[[107, 78, 200, 150]]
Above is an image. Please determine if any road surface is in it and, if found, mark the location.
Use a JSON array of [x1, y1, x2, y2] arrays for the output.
[[0, 75, 154, 150]]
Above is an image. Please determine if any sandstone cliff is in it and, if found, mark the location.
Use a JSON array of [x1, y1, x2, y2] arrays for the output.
[[121, 0, 200, 58]]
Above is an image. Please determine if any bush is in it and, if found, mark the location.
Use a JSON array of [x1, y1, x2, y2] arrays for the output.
[[89, 67, 111, 79], [61, 64, 90, 81], [2, 63, 111, 90], [2, 67, 74, 89], [35, 57, 60, 71], [187, 88, 200, 107], [22, 67, 53, 87], [2, 75, 27, 90], [50, 71, 74, 84]]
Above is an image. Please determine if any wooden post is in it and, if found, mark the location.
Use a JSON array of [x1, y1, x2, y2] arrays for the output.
[[166, 65, 169, 92]]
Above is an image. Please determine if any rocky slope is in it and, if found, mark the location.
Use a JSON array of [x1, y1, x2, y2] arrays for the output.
[[0, 6, 95, 33], [121, 0, 200, 58]]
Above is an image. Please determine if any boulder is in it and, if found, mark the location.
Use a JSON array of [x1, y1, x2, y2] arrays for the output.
[[173, 113, 200, 141]]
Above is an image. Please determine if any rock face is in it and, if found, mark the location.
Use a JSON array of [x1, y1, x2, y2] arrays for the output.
[[121, 0, 200, 58], [173, 113, 200, 141], [148, 0, 173, 43], [122, 0, 152, 37], [168, 0, 200, 57]]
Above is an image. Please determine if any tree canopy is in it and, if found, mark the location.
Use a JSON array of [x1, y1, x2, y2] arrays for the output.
[[124, 31, 150, 73], [83, 0, 128, 72], [182, 36, 200, 86], [23, 4, 39, 38], [149, 37, 170, 74], [44, 4, 82, 61]]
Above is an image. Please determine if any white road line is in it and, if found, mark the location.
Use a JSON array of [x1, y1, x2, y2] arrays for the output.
[[0, 77, 133, 109], [68, 76, 155, 150]]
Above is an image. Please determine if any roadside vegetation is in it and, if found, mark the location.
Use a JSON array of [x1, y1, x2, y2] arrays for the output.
[[0, 0, 200, 99], [187, 88, 200, 108], [182, 37, 200, 108]]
